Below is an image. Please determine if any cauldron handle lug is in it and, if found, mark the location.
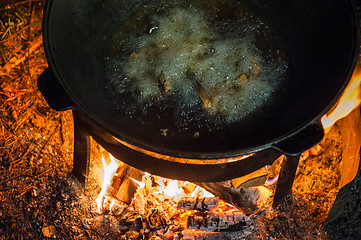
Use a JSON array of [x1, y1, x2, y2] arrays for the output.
[[273, 121, 325, 156], [37, 67, 74, 111]]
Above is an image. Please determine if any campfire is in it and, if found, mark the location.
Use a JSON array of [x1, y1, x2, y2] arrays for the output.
[[95, 154, 252, 235], [86, 66, 361, 239], [1, 1, 361, 239]]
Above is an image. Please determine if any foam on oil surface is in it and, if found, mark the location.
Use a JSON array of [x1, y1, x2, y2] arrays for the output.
[[106, 5, 287, 128]]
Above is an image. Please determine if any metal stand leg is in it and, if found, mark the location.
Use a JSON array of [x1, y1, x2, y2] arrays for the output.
[[72, 111, 90, 188], [272, 154, 300, 208]]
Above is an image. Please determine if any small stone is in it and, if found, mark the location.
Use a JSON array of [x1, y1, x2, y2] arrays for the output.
[[126, 230, 140, 239], [309, 144, 324, 156], [42, 225, 56, 238], [61, 193, 69, 201], [300, 150, 309, 161]]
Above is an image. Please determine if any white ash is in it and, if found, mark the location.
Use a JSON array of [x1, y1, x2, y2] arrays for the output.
[[107, 6, 287, 125]]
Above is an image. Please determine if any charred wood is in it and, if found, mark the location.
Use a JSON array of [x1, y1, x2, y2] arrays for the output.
[[177, 197, 219, 211], [186, 209, 248, 232], [196, 182, 271, 215]]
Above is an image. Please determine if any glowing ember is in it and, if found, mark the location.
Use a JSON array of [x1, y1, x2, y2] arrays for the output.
[[96, 153, 216, 214], [321, 67, 361, 130], [94, 154, 260, 235], [96, 154, 120, 213]]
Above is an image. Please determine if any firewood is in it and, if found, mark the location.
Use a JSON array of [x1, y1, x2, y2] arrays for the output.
[[177, 197, 219, 211], [147, 208, 171, 228], [132, 185, 179, 224], [186, 209, 248, 232], [195, 182, 271, 215], [104, 162, 143, 204], [231, 167, 268, 189]]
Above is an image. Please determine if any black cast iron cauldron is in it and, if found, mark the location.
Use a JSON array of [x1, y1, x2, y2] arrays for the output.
[[38, 0, 359, 183]]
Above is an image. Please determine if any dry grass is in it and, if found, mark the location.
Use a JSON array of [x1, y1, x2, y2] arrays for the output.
[[0, 0, 70, 181]]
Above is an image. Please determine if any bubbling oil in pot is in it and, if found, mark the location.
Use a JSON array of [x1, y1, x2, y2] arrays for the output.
[[105, 0, 288, 131]]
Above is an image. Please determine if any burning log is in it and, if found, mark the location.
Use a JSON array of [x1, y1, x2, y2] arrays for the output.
[[196, 167, 272, 215], [131, 186, 178, 224], [186, 209, 248, 232], [110, 164, 143, 204], [177, 197, 219, 211], [113, 169, 141, 205], [231, 168, 268, 189], [97, 155, 143, 213], [196, 182, 271, 215]]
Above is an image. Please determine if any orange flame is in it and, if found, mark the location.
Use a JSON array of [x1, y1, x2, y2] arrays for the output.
[[97, 154, 216, 214], [96, 154, 119, 213], [140, 174, 214, 201], [321, 67, 361, 130], [130, 177, 145, 188]]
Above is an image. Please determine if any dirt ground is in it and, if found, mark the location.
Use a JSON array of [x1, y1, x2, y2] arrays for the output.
[[0, 1, 360, 239]]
